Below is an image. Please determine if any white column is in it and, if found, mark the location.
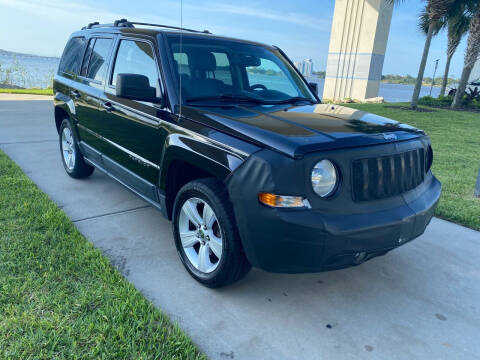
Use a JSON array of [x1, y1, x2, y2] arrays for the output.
[[323, 0, 393, 101]]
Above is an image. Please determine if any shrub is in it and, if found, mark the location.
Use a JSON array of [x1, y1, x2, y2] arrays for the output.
[[418, 96, 453, 107], [471, 99, 480, 110], [418, 96, 436, 106]]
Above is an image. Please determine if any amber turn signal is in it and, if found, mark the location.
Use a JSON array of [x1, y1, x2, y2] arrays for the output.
[[258, 193, 310, 208]]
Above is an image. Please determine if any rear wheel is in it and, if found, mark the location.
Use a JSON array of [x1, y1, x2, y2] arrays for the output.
[[172, 178, 251, 288], [59, 119, 94, 178]]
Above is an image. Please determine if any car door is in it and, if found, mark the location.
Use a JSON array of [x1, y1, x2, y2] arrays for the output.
[[75, 36, 115, 165], [56, 36, 86, 94], [98, 37, 169, 201]]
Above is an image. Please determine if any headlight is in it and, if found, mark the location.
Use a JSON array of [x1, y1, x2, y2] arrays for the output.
[[311, 160, 338, 197]]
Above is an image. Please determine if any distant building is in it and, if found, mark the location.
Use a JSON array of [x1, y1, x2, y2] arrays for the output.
[[294, 59, 314, 77], [303, 59, 313, 76]]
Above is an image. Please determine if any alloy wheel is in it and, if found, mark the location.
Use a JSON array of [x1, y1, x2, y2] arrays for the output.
[[179, 197, 223, 273], [61, 127, 76, 171]]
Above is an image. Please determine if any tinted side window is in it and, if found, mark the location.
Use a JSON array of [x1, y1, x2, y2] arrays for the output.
[[80, 38, 95, 77], [58, 37, 86, 76], [111, 40, 158, 87], [173, 52, 190, 76], [86, 38, 113, 83], [211, 52, 232, 85]]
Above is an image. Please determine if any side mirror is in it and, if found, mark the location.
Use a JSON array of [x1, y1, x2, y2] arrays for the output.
[[309, 82, 318, 95], [116, 73, 157, 102]]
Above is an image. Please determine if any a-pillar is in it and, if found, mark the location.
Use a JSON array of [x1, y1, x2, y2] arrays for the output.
[[323, 0, 393, 101]]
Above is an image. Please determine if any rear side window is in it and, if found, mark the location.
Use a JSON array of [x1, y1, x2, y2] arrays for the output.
[[80, 38, 95, 77], [58, 37, 87, 76], [86, 38, 113, 84], [111, 40, 158, 87]]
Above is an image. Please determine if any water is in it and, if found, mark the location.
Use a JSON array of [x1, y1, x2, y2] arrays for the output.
[[306, 77, 441, 103], [0, 51, 59, 88], [0, 52, 442, 102]]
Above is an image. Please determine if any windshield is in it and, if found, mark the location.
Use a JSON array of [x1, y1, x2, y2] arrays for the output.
[[165, 34, 316, 105]]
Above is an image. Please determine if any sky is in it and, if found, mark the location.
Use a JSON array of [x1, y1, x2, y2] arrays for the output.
[[0, 0, 469, 78]]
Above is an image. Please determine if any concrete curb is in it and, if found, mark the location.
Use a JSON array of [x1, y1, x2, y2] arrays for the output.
[[0, 93, 53, 101]]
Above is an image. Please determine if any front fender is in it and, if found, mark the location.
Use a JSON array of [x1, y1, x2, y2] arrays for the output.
[[159, 133, 245, 189]]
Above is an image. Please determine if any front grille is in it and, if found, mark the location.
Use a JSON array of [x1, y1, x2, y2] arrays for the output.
[[352, 148, 426, 201]]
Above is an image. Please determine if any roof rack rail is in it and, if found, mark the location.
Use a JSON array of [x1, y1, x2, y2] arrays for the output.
[[82, 18, 211, 34]]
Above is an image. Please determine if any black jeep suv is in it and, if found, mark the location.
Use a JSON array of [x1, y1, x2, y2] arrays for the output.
[[53, 19, 441, 287]]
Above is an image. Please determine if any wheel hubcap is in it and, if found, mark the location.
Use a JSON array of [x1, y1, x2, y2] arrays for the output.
[[179, 197, 223, 273], [61, 127, 76, 171]]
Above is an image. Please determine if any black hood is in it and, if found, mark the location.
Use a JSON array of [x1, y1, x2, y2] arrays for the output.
[[181, 103, 425, 158]]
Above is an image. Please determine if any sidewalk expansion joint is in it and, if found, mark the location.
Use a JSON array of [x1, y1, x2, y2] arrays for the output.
[[72, 205, 151, 223]]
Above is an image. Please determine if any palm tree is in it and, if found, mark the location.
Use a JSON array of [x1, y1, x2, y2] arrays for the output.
[[418, 7, 445, 87], [439, 3, 471, 96], [452, 3, 480, 109], [413, 1, 456, 108], [389, 0, 455, 108]]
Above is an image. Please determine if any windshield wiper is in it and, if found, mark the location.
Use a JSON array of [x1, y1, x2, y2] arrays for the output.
[[185, 94, 317, 106], [186, 94, 267, 104], [273, 97, 317, 105]]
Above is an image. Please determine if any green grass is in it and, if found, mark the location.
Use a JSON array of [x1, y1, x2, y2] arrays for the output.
[[0, 150, 206, 359], [344, 103, 480, 231], [0, 88, 53, 95]]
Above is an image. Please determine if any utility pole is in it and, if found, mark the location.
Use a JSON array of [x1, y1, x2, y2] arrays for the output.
[[429, 59, 440, 96]]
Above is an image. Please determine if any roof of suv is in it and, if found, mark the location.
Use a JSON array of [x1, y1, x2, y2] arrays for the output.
[[73, 19, 275, 49]]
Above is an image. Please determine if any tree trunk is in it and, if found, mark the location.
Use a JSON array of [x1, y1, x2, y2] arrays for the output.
[[440, 54, 452, 97], [452, 9, 480, 109], [451, 63, 474, 109], [411, 23, 435, 108]]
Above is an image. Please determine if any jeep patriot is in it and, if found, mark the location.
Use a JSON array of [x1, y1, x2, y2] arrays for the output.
[[53, 19, 442, 287]]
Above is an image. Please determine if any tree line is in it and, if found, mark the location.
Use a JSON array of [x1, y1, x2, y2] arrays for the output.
[[381, 74, 459, 85]]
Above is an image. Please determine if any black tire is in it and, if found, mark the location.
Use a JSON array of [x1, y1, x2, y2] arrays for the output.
[[172, 178, 251, 288], [59, 118, 94, 179]]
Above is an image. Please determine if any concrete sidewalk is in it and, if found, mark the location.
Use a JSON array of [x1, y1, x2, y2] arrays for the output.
[[1, 100, 479, 360]]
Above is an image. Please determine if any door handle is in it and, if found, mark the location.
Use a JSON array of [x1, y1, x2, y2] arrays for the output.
[[71, 90, 81, 99], [102, 102, 115, 112]]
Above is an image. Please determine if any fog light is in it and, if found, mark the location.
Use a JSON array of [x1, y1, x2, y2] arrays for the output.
[[258, 193, 310, 208]]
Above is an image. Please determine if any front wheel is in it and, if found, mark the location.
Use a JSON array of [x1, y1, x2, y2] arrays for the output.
[[172, 178, 251, 288], [59, 119, 94, 178]]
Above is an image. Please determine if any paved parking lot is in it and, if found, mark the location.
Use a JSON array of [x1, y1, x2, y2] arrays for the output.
[[1, 99, 479, 360]]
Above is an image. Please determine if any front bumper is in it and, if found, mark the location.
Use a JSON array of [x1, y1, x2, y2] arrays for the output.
[[226, 150, 441, 273]]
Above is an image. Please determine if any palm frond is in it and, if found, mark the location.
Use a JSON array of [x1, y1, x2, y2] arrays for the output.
[[418, 6, 445, 35], [446, 5, 472, 57], [427, 0, 456, 20]]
